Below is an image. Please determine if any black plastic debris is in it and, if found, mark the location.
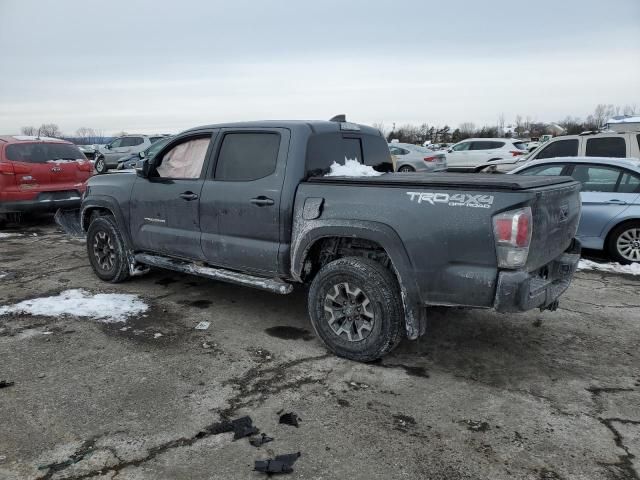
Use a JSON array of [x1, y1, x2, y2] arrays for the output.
[[194, 416, 258, 440], [279, 412, 300, 428], [230, 416, 259, 440], [0, 380, 14, 389], [255, 452, 301, 474], [250, 433, 274, 447]]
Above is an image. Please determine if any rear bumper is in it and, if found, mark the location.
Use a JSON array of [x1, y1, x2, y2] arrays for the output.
[[494, 239, 581, 313], [0, 192, 82, 214]]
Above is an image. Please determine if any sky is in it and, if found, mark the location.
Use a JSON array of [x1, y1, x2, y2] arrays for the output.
[[0, 0, 638, 136]]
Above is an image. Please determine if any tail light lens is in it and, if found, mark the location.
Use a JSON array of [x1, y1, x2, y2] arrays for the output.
[[510, 150, 525, 156], [77, 161, 93, 172], [423, 156, 436, 162], [493, 207, 532, 268], [0, 161, 15, 175]]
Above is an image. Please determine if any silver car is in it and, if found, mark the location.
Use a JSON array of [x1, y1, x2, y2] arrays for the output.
[[389, 143, 446, 172], [94, 135, 168, 174], [510, 157, 640, 263]]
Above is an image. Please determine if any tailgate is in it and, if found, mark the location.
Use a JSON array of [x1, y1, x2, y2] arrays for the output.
[[527, 181, 581, 270]]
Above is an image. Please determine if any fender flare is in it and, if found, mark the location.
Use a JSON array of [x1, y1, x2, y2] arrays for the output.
[[291, 219, 426, 339], [81, 196, 133, 250]]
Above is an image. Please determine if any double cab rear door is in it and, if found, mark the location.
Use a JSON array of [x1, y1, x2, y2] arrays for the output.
[[129, 127, 291, 276]]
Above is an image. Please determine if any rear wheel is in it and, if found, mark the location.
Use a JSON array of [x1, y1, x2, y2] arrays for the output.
[[398, 165, 414, 173], [308, 257, 404, 362], [95, 157, 107, 174], [607, 222, 640, 264], [86, 215, 130, 282]]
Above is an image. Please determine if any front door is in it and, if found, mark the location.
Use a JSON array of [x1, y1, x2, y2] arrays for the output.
[[446, 140, 472, 167], [129, 134, 214, 260], [199, 128, 289, 275]]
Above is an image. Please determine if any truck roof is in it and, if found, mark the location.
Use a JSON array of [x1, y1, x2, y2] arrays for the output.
[[183, 120, 383, 136]]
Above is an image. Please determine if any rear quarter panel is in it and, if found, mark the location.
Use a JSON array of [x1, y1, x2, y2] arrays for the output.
[[294, 182, 542, 308]]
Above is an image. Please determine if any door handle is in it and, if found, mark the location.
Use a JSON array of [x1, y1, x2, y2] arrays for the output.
[[606, 199, 627, 205], [179, 192, 199, 201], [250, 196, 275, 206]]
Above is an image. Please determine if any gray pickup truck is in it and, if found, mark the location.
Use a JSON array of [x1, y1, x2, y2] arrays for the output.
[[66, 118, 582, 361]]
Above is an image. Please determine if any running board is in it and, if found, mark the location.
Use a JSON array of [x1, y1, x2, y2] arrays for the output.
[[134, 253, 293, 295]]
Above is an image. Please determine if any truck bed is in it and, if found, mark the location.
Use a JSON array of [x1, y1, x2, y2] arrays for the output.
[[308, 172, 576, 191]]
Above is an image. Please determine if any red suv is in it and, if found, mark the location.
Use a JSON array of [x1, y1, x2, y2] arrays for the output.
[[0, 136, 93, 226]]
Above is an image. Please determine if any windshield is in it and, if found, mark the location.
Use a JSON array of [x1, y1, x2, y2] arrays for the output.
[[6, 143, 85, 163]]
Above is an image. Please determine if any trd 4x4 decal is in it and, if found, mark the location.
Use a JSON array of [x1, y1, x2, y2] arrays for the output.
[[406, 192, 494, 209]]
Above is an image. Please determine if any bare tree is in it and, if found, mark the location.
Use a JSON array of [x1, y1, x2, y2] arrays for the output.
[[623, 104, 637, 116], [497, 113, 505, 136], [75, 127, 106, 144], [371, 122, 387, 138], [20, 126, 37, 136], [459, 122, 475, 136], [38, 123, 63, 138]]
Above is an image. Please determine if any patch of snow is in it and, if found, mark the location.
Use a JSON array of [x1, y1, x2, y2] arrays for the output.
[[0, 289, 148, 323], [0, 232, 20, 239], [606, 115, 640, 124], [325, 158, 383, 177], [577, 259, 640, 276], [153, 333, 163, 338], [11, 135, 66, 142]]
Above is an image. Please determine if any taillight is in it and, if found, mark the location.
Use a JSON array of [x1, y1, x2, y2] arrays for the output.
[[510, 150, 525, 157], [423, 156, 436, 162], [492, 207, 532, 268], [77, 161, 93, 172], [0, 161, 15, 175]]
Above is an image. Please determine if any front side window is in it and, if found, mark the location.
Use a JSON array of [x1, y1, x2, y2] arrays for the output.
[[452, 142, 471, 152], [585, 137, 626, 158], [215, 132, 280, 181], [535, 139, 579, 160], [156, 137, 210, 179], [109, 138, 123, 148], [519, 164, 565, 176], [570, 165, 620, 192]]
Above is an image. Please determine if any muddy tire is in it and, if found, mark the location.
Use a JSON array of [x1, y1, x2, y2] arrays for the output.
[[398, 165, 414, 173], [308, 256, 404, 362], [606, 221, 640, 264], [86, 215, 130, 283], [95, 156, 107, 174]]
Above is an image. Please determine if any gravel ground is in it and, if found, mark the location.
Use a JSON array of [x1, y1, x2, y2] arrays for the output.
[[1, 215, 639, 480]]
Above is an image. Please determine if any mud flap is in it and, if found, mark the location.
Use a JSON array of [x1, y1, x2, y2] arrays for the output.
[[54, 208, 84, 237]]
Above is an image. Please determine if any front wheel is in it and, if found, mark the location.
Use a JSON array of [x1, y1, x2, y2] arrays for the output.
[[607, 222, 640, 264], [307, 257, 404, 362], [95, 157, 108, 174], [86, 215, 130, 282]]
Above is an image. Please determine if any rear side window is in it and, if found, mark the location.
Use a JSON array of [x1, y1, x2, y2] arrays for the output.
[[471, 141, 504, 150], [6, 143, 85, 163], [618, 172, 640, 193], [585, 137, 626, 158], [121, 137, 144, 147], [519, 164, 565, 176], [215, 132, 280, 181], [535, 139, 579, 159]]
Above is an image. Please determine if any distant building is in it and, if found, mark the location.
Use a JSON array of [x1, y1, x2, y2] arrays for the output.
[[605, 115, 640, 132]]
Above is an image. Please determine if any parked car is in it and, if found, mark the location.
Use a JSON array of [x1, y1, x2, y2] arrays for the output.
[[58, 118, 582, 361], [511, 157, 640, 263], [116, 135, 175, 170], [78, 144, 97, 160], [0, 136, 93, 227], [94, 135, 169, 174], [445, 138, 528, 168], [476, 130, 640, 174], [388, 143, 446, 172]]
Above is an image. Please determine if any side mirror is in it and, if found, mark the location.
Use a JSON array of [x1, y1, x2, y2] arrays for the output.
[[447, 148, 453, 153], [138, 150, 146, 159], [105, 144, 111, 149], [136, 158, 151, 178]]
